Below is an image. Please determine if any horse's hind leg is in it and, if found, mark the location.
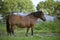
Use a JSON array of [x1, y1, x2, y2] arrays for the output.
[[25, 28, 30, 36], [31, 27, 33, 36], [11, 25, 14, 35], [6, 24, 12, 36], [7, 28, 11, 36]]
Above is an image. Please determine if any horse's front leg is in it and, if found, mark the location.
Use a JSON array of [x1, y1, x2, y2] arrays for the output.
[[26, 28, 30, 36]]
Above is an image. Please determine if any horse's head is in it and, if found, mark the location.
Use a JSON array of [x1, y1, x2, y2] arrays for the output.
[[34, 11, 46, 21]]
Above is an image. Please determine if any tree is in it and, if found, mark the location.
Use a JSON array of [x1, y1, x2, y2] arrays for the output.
[[0, 0, 2, 8], [0, 0, 34, 16], [36, 0, 60, 15], [17, 0, 34, 12]]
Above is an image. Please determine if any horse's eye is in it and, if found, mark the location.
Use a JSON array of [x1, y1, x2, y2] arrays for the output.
[[37, 13, 39, 15]]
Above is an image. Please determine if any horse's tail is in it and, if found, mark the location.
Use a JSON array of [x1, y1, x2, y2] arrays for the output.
[[6, 16, 10, 34]]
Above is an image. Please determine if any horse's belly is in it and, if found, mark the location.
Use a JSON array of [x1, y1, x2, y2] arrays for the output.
[[18, 25, 30, 28], [18, 26, 27, 28], [17, 22, 30, 28]]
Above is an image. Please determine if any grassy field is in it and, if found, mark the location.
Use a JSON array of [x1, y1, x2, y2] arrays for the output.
[[0, 21, 60, 40]]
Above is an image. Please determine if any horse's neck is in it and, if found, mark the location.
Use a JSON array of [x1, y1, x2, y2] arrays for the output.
[[27, 14, 38, 20]]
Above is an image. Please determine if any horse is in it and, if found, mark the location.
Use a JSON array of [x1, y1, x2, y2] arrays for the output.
[[6, 11, 46, 36]]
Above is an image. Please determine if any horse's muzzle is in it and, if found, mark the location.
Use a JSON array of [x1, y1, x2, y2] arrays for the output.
[[43, 18, 46, 21]]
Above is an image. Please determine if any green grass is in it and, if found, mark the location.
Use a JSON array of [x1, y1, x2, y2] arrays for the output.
[[0, 23, 6, 30], [0, 36, 60, 40], [0, 21, 60, 40]]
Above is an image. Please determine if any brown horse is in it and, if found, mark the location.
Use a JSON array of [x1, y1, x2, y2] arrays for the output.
[[6, 11, 46, 36]]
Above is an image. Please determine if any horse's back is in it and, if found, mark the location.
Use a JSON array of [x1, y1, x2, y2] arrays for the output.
[[8, 15, 21, 24]]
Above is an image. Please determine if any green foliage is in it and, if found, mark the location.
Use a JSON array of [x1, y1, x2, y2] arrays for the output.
[[35, 21, 60, 32], [0, 0, 2, 7], [17, 0, 34, 12], [0, 0, 34, 16], [36, 0, 60, 15], [55, 1, 60, 14]]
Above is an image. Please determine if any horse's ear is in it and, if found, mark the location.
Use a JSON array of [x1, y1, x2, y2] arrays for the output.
[[38, 9, 43, 12]]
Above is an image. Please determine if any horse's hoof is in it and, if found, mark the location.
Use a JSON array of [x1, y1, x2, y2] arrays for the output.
[[31, 34, 33, 36], [25, 34, 28, 37]]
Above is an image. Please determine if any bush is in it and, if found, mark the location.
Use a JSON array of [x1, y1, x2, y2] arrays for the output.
[[35, 21, 60, 32]]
